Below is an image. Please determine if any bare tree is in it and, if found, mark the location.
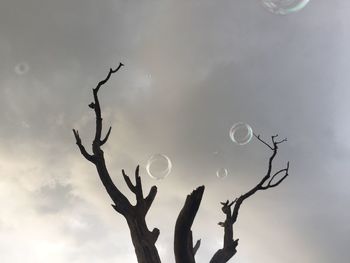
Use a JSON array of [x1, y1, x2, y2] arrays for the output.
[[73, 65, 290, 263], [73, 63, 160, 263], [209, 134, 290, 263]]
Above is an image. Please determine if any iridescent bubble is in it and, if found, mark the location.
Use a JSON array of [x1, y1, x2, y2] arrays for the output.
[[14, 62, 29, 75], [146, 154, 172, 180], [216, 168, 229, 179], [229, 122, 253, 145], [261, 0, 310, 15]]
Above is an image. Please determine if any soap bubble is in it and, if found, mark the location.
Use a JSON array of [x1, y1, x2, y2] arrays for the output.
[[261, 0, 310, 15], [216, 168, 229, 179], [14, 62, 29, 75], [146, 154, 172, 180], [230, 122, 253, 145]]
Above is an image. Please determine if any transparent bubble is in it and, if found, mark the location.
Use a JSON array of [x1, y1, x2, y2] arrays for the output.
[[14, 62, 30, 75], [216, 168, 229, 179], [146, 154, 172, 180], [261, 0, 310, 15], [230, 122, 253, 145]]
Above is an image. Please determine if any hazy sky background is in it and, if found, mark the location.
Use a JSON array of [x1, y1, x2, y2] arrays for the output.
[[0, 0, 349, 262]]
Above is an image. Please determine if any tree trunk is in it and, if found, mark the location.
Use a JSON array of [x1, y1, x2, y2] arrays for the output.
[[174, 186, 204, 263], [210, 241, 238, 263], [126, 214, 161, 263]]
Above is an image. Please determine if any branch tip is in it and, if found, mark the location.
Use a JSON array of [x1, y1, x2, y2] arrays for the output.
[[100, 126, 112, 146], [193, 239, 201, 255]]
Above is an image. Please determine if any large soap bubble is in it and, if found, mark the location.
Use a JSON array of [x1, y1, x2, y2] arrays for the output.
[[14, 62, 29, 75], [146, 154, 172, 180], [216, 168, 229, 179], [261, 0, 310, 15], [230, 122, 253, 145]]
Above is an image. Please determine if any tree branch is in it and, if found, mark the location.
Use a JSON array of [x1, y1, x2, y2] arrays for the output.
[[174, 186, 205, 263], [75, 65, 131, 209], [253, 133, 273, 150], [95, 63, 124, 93], [122, 165, 149, 207], [73, 64, 162, 263], [262, 161, 290, 189], [92, 63, 124, 149], [122, 169, 137, 194], [100, 126, 112, 146], [134, 165, 144, 202], [210, 133, 290, 263], [193, 239, 201, 256], [145, 186, 157, 215], [72, 129, 95, 163]]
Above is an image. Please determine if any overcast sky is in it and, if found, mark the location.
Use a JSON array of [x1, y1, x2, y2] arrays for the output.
[[0, 0, 349, 262]]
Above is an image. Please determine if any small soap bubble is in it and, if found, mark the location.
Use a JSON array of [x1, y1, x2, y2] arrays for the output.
[[146, 154, 172, 180], [261, 0, 310, 15], [230, 122, 253, 145], [216, 168, 229, 179], [14, 62, 30, 75]]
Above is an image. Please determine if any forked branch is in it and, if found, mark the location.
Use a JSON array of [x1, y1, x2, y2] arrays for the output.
[[72, 129, 95, 163], [73, 64, 161, 263], [210, 134, 290, 263]]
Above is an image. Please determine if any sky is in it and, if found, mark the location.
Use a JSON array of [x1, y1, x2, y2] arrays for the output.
[[0, 0, 349, 262]]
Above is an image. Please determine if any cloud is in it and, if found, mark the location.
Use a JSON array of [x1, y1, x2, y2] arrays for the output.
[[0, 0, 349, 262]]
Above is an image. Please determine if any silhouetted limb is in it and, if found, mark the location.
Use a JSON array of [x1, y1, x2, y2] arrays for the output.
[[73, 64, 161, 263], [193, 239, 201, 256], [174, 186, 205, 263], [210, 134, 290, 263], [210, 199, 239, 263]]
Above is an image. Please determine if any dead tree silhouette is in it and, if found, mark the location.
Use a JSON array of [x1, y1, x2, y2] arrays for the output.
[[209, 134, 289, 263], [72, 64, 290, 263]]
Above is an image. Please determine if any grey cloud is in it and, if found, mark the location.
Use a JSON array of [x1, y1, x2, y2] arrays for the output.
[[35, 182, 74, 214]]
